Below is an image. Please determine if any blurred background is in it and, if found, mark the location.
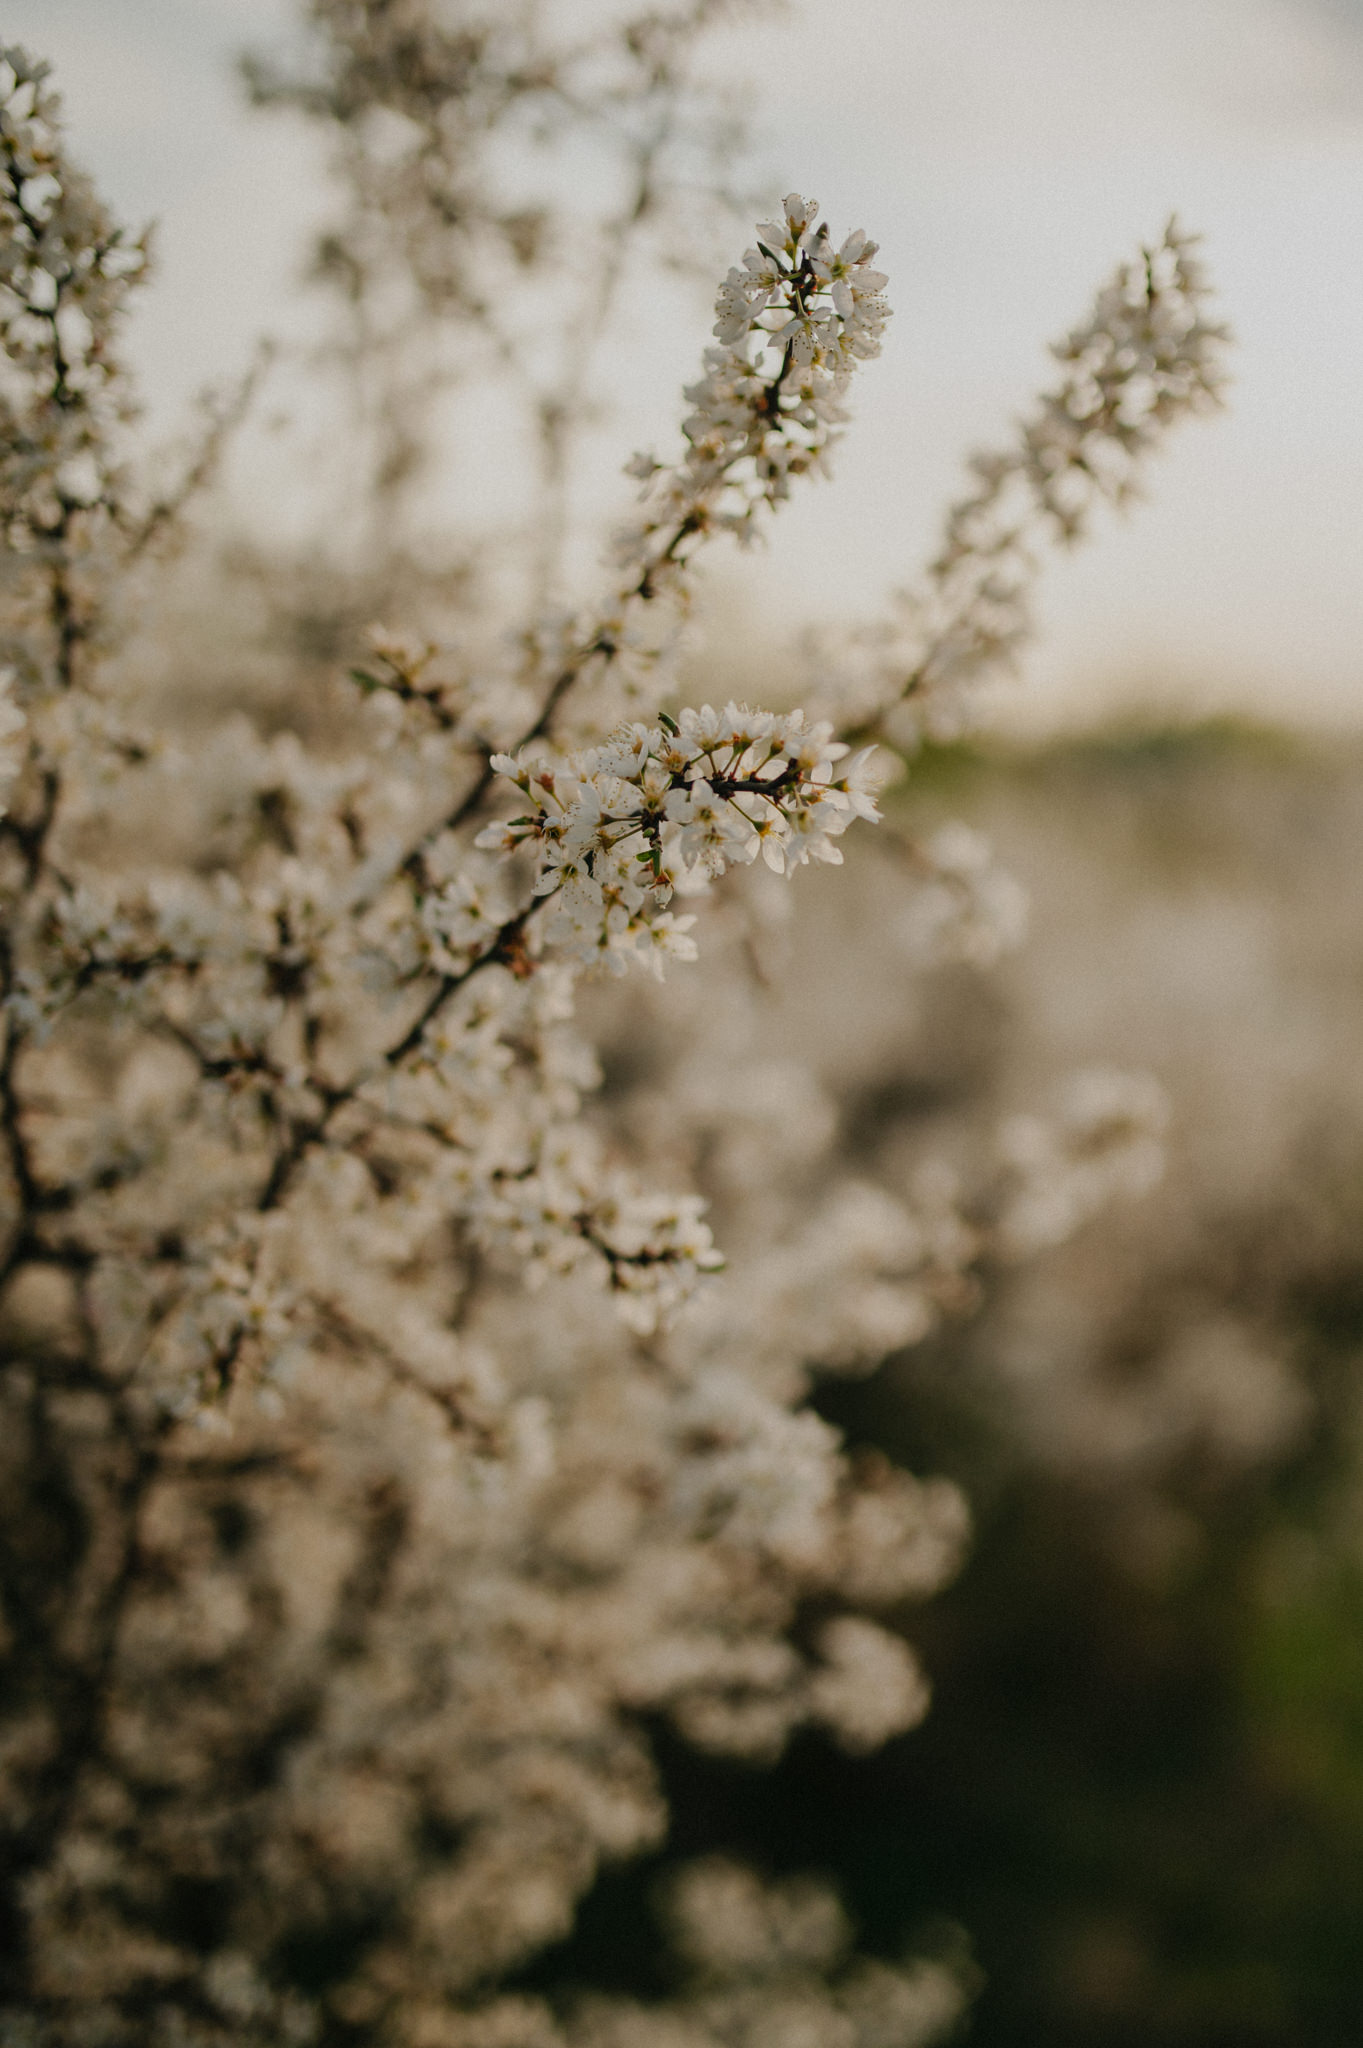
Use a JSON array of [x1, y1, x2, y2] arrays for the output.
[[9, 2, 1363, 2041]]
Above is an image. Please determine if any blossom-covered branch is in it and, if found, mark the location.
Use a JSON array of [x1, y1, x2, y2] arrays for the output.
[[811, 218, 1230, 745], [478, 701, 881, 973]]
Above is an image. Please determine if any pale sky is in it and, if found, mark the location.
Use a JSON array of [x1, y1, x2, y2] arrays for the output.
[[8, 0, 1363, 730]]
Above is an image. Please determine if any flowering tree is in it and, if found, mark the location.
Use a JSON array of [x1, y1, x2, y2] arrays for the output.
[[0, 14, 1227, 2046]]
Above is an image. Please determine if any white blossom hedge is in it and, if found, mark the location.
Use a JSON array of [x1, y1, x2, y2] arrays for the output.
[[0, 13, 1227, 2046]]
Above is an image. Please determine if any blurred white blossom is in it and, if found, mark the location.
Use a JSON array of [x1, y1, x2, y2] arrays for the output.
[[0, 15, 1222, 2046]]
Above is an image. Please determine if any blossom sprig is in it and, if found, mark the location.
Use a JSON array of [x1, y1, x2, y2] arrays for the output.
[[465, 1137, 726, 1334], [810, 218, 1229, 747], [616, 195, 890, 592], [348, 621, 462, 732], [476, 702, 882, 972], [0, 46, 145, 575]]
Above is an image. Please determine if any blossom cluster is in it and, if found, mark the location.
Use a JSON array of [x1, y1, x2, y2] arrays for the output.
[[617, 195, 889, 591], [894, 819, 1030, 968], [996, 1066, 1170, 1258], [478, 703, 881, 972], [0, 47, 144, 616]]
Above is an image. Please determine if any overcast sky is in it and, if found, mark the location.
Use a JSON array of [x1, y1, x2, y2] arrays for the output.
[[8, 0, 1363, 730]]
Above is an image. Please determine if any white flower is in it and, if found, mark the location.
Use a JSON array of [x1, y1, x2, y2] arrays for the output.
[[826, 743, 883, 822]]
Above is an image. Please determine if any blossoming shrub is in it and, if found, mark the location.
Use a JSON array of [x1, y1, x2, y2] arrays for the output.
[[0, 17, 1227, 2047]]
